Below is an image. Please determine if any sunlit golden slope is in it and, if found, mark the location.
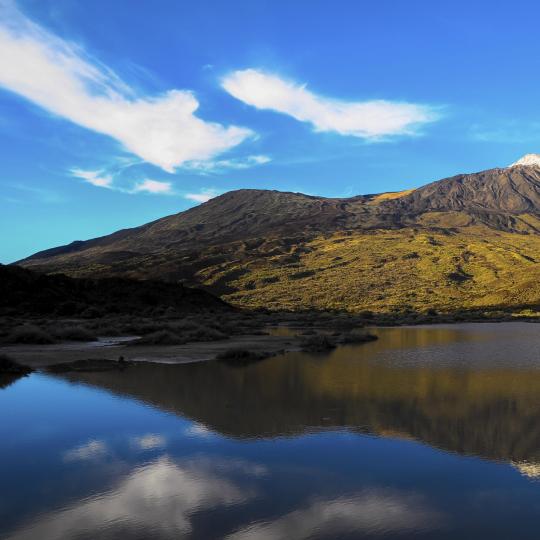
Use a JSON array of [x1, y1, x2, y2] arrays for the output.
[[197, 225, 540, 313]]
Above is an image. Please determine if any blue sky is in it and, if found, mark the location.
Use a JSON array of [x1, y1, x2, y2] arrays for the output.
[[2, 0, 540, 262]]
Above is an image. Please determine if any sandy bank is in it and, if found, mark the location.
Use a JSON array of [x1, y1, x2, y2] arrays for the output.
[[0, 332, 300, 368]]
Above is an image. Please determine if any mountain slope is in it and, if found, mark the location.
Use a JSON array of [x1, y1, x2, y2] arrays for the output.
[[18, 160, 540, 313]]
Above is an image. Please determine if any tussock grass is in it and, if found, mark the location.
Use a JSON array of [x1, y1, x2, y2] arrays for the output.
[[6, 325, 56, 344], [50, 325, 97, 342], [340, 332, 378, 344], [203, 226, 540, 314], [216, 348, 269, 365], [300, 335, 337, 352]]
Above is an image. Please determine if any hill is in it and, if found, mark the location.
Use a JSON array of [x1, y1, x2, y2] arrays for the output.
[[17, 157, 540, 314], [0, 264, 229, 317]]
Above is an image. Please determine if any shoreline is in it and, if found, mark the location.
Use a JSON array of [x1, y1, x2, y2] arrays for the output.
[[1, 318, 539, 370]]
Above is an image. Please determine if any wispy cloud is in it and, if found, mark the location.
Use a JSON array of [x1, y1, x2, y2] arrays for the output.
[[132, 179, 172, 194], [222, 69, 438, 139], [70, 167, 173, 195], [184, 189, 221, 204], [469, 121, 540, 144], [0, 2, 253, 173], [71, 168, 113, 189], [9, 183, 65, 203], [186, 154, 271, 174]]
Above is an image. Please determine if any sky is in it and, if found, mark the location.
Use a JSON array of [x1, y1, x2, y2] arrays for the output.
[[2, 0, 540, 262]]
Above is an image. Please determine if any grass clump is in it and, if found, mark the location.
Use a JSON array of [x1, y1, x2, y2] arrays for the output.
[[216, 348, 271, 365], [300, 334, 337, 352], [6, 325, 55, 344], [340, 332, 378, 344], [185, 325, 227, 341], [214, 227, 540, 315], [51, 325, 97, 342]]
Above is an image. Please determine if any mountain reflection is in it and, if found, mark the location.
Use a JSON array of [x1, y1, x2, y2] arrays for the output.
[[0, 373, 27, 390], [59, 325, 540, 465]]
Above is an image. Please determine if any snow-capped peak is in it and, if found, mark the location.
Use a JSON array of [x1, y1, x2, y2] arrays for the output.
[[509, 153, 540, 168]]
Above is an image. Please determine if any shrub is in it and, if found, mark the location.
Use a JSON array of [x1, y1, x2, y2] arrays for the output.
[[52, 326, 97, 342], [216, 348, 269, 365], [340, 332, 378, 344], [300, 334, 336, 352], [6, 325, 55, 344], [185, 324, 227, 342]]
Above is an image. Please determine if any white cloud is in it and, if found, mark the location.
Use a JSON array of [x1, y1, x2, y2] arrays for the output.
[[132, 179, 172, 194], [222, 69, 438, 139], [0, 3, 253, 172], [186, 154, 271, 173], [70, 168, 173, 194], [184, 189, 221, 203], [71, 168, 113, 189], [63, 439, 107, 462]]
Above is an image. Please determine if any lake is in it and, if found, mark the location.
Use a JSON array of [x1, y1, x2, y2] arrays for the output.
[[1, 323, 540, 539]]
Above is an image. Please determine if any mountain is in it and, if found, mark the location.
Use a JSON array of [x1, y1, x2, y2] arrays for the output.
[[18, 157, 540, 314]]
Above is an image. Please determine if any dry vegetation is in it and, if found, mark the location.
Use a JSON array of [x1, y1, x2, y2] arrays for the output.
[[196, 226, 540, 315], [0, 312, 274, 346]]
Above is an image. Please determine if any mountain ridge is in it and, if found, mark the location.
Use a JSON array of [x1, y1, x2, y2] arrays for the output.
[[17, 160, 540, 313], [20, 166, 540, 263]]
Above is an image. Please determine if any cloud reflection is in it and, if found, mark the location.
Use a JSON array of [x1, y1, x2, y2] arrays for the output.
[[63, 439, 107, 462], [227, 489, 443, 540], [131, 433, 166, 450], [7, 457, 253, 540]]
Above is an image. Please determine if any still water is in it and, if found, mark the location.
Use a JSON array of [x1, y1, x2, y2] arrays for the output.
[[1, 323, 540, 539]]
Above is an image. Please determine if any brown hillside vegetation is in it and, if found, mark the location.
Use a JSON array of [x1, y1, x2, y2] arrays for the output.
[[200, 227, 540, 313]]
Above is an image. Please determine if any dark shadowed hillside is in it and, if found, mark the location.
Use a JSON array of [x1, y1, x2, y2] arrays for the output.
[[0, 264, 230, 317]]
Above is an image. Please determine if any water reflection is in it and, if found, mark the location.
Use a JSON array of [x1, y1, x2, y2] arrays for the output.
[[0, 372, 26, 390], [5, 451, 444, 540], [2, 323, 540, 540], [59, 324, 540, 464], [6, 457, 253, 540], [226, 491, 442, 540]]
